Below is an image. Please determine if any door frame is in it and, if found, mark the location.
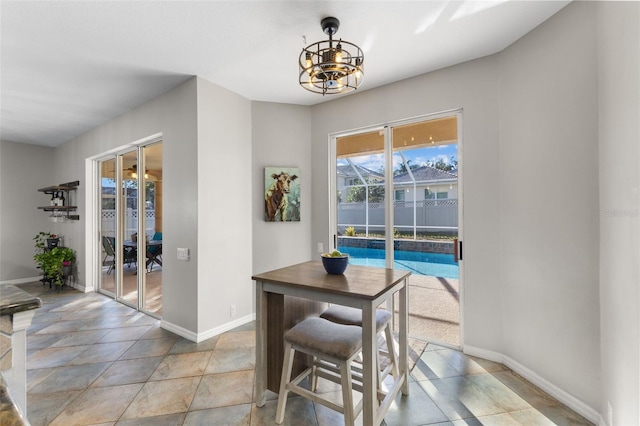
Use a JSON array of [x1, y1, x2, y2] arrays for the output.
[[84, 133, 162, 310], [328, 109, 464, 346]]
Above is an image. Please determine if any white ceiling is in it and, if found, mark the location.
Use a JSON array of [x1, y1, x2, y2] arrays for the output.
[[1, 1, 570, 147]]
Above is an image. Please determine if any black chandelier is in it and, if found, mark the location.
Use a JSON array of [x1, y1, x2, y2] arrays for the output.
[[299, 17, 364, 95]]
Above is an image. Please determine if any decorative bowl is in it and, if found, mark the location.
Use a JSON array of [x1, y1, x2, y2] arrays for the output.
[[321, 253, 349, 275]]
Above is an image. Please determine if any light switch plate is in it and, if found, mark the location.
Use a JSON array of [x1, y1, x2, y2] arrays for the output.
[[177, 248, 190, 261]]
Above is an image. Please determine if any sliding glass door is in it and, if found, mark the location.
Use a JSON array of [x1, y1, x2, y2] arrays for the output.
[[335, 128, 386, 243], [140, 143, 163, 314], [99, 159, 116, 296], [332, 113, 462, 347], [98, 141, 163, 317], [119, 150, 139, 308]]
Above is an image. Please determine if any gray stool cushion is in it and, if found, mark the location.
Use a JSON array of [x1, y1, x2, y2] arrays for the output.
[[320, 305, 392, 332], [284, 317, 362, 360]]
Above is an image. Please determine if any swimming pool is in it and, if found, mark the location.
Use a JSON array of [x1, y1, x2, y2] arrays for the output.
[[337, 246, 459, 279]]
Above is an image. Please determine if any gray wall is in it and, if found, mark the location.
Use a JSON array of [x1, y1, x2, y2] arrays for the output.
[[50, 78, 200, 332], [597, 2, 640, 424], [0, 141, 54, 281], [498, 1, 600, 408], [196, 77, 253, 333], [251, 102, 312, 275]]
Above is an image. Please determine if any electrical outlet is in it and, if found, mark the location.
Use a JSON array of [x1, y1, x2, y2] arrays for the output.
[[607, 401, 613, 426], [230, 304, 236, 317], [317, 242, 323, 253]]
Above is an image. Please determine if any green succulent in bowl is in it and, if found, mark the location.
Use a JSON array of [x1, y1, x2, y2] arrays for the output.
[[322, 250, 347, 258]]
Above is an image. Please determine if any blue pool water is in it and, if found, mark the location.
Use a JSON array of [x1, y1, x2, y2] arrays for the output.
[[338, 246, 459, 279]]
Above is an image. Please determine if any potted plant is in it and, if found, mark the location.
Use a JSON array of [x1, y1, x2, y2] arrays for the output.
[[321, 250, 350, 275], [33, 232, 75, 288], [61, 247, 75, 278], [34, 231, 57, 251]]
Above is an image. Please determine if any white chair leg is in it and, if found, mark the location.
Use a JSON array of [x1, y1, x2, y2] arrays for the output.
[[376, 346, 383, 391], [341, 360, 355, 426], [384, 323, 399, 378], [275, 342, 295, 424]]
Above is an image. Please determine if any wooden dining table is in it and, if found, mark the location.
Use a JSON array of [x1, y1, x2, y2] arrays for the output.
[[252, 260, 410, 426]]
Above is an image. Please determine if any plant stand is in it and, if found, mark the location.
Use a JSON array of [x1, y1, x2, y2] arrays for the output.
[[40, 274, 53, 289], [62, 266, 75, 290], [40, 274, 65, 292]]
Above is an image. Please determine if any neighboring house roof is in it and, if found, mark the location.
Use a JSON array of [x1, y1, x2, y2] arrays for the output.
[[393, 165, 457, 184], [337, 164, 384, 180], [338, 164, 456, 185]]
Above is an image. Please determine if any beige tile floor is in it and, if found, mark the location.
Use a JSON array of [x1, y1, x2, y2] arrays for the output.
[[19, 281, 593, 426]]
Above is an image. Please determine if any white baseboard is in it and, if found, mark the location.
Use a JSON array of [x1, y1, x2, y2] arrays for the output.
[[160, 320, 198, 341], [160, 313, 255, 343], [464, 345, 600, 424], [0, 276, 42, 286], [463, 345, 503, 363], [196, 313, 255, 342], [71, 282, 92, 293]]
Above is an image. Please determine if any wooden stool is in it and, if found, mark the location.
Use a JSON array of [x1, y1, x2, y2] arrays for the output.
[[320, 305, 399, 385], [276, 317, 364, 425]]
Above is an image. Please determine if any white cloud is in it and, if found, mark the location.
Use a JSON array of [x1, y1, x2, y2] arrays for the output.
[[351, 154, 385, 172], [427, 154, 452, 164], [338, 144, 457, 172]]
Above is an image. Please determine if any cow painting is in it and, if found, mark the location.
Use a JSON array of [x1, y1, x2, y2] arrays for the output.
[[264, 167, 300, 222]]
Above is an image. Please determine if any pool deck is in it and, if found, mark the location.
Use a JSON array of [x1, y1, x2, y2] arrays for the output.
[[393, 273, 460, 351]]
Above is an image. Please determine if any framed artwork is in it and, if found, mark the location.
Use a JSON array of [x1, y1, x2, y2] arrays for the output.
[[264, 167, 300, 222]]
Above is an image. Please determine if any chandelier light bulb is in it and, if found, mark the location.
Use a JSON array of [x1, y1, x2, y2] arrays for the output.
[[305, 52, 313, 71], [355, 58, 363, 79]]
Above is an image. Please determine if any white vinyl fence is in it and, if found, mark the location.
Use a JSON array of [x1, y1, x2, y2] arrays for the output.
[[337, 199, 457, 235], [101, 209, 156, 239]]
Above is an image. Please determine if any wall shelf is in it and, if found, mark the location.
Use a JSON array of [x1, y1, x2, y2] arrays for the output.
[[37, 181, 80, 221]]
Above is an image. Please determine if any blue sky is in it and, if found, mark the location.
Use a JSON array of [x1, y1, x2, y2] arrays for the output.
[[338, 144, 458, 173]]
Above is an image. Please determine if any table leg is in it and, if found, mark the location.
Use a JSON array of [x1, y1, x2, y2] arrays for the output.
[[255, 281, 268, 407], [361, 303, 377, 425], [400, 277, 409, 396]]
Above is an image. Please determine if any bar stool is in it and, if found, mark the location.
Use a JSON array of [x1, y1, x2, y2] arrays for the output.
[[275, 317, 364, 425], [320, 305, 399, 385]]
